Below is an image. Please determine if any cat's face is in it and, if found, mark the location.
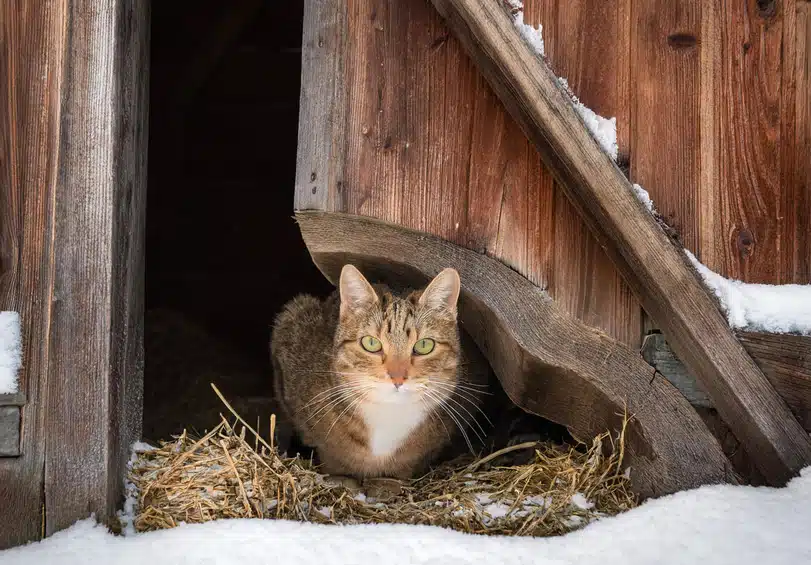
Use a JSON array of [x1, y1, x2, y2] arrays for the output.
[[332, 265, 462, 406]]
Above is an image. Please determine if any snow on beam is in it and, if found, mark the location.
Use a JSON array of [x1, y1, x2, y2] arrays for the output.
[[426, 0, 811, 485]]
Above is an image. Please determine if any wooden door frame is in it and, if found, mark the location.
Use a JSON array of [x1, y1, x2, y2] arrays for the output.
[[0, 0, 149, 548]]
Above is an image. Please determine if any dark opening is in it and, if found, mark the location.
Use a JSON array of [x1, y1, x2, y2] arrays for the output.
[[144, 0, 331, 445], [144, 0, 571, 465]]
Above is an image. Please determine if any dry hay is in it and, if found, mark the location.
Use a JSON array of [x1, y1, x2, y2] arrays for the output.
[[125, 387, 637, 537]]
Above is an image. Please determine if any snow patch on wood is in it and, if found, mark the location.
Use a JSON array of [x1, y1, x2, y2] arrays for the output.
[[686, 251, 811, 335], [507, 3, 618, 161], [0, 312, 22, 394]]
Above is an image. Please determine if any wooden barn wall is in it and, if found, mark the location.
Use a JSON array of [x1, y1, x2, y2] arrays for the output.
[[305, 0, 810, 348], [0, 0, 148, 548]]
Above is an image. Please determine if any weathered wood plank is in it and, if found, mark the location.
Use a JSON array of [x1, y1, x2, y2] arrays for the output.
[[44, 0, 148, 536], [297, 211, 732, 498], [294, 0, 347, 211], [641, 333, 713, 408], [785, 1, 811, 282], [525, 0, 642, 347], [303, 0, 558, 289], [738, 332, 811, 429], [427, 0, 811, 484], [0, 393, 26, 406], [0, 407, 20, 457], [708, 0, 786, 282], [642, 332, 811, 431], [0, 0, 65, 548], [632, 0, 701, 251]]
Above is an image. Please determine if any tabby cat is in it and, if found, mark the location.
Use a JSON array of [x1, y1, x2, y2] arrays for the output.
[[270, 265, 491, 479]]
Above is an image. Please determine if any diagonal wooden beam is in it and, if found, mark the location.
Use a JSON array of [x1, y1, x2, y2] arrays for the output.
[[427, 0, 811, 485]]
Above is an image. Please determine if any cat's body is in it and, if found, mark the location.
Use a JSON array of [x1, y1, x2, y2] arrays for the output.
[[271, 266, 491, 480]]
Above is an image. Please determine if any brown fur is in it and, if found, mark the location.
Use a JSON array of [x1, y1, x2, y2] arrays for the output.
[[270, 266, 491, 479]]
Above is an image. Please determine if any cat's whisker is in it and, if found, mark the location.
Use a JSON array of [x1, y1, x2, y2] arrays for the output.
[[434, 391, 486, 446], [302, 381, 366, 405], [305, 385, 374, 423], [438, 391, 490, 440], [309, 370, 371, 377], [325, 390, 370, 440], [454, 384, 493, 395], [309, 385, 376, 428], [428, 381, 494, 428], [299, 385, 366, 411], [420, 396, 451, 441], [423, 390, 477, 455], [456, 378, 490, 388]]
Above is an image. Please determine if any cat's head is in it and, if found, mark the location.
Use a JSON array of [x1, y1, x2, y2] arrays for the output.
[[332, 264, 462, 405]]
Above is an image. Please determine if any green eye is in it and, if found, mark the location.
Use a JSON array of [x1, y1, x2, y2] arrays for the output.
[[360, 336, 382, 352], [413, 338, 435, 355]]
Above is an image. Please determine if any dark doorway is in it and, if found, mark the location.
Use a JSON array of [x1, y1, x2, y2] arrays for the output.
[[143, 0, 332, 443]]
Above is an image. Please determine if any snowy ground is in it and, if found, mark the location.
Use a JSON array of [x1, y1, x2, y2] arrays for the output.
[[3, 467, 811, 565]]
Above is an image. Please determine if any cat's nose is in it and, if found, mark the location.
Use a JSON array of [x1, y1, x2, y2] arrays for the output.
[[386, 362, 409, 389]]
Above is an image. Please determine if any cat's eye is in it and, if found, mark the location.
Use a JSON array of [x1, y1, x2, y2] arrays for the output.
[[413, 338, 435, 355], [360, 335, 382, 353]]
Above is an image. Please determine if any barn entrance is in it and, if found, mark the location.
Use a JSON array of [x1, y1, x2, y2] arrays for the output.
[[143, 0, 569, 460], [143, 0, 331, 445]]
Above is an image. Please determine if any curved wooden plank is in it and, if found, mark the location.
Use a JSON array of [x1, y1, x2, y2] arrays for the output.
[[296, 211, 732, 498]]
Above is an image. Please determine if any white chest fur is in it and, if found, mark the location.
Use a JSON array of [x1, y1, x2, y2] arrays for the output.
[[359, 397, 427, 459]]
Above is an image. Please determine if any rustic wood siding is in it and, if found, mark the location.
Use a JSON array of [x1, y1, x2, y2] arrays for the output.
[[299, 0, 810, 348], [0, 0, 148, 548]]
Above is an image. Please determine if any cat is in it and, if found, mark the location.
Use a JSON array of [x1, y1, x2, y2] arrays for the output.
[[270, 264, 492, 480]]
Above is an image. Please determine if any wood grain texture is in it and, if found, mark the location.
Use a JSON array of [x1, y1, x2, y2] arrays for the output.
[[295, 0, 649, 341], [704, 0, 786, 282], [785, 1, 811, 282], [427, 0, 811, 485], [0, 0, 65, 548], [737, 332, 811, 430], [294, 0, 348, 211], [641, 333, 713, 408], [643, 331, 811, 431], [632, 0, 701, 251], [43, 0, 148, 537], [297, 211, 733, 498], [524, 0, 642, 347], [297, 0, 557, 290]]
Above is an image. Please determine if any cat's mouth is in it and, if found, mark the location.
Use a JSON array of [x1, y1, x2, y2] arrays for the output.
[[365, 381, 424, 404]]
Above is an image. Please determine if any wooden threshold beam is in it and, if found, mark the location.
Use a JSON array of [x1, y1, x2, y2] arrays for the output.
[[427, 0, 811, 484], [296, 211, 732, 498]]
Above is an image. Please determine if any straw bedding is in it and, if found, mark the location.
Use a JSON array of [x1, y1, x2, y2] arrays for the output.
[[124, 386, 637, 537]]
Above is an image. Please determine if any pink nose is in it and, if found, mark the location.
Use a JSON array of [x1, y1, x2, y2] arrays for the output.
[[386, 360, 409, 388]]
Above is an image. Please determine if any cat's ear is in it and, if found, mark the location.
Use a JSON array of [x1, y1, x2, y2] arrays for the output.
[[339, 264, 378, 315], [419, 268, 460, 312]]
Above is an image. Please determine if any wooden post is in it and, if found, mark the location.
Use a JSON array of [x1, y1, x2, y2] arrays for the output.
[[426, 0, 811, 484], [0, 0, 149, 547]]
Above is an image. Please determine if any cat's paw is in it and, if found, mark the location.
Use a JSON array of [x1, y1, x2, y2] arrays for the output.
[[363, 477, 405, 501], [323, 474, 362, 491]]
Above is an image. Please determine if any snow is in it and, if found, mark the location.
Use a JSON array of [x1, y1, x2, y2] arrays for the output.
[[0, 311, 22, 394], [631, 183, 655, 213], [507, 3, 618, 162], [570, 493, 594, 510], [622, 183, 810, 336], [3, 467, 811, 565], [686, 251, 811, 335], [557, 78, 619, 161], [512, 11, 544, 57], [118, 442, 157, 536]]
